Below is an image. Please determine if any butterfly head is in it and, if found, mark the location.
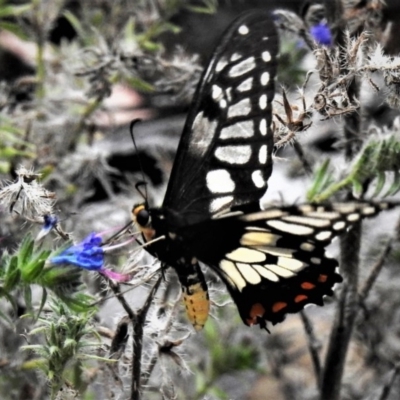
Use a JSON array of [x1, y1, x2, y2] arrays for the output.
[[132, 203, 156, 242]]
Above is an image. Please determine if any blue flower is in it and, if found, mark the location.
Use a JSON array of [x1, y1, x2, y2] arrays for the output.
[[35, 214, 59, 241], [50, 233, 131, 282], [51, 233, 104, 271], [310, 22, 333, 46]]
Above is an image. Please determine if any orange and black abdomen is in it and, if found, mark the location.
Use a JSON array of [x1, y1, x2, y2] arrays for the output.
[[175, 259, 210, 331]]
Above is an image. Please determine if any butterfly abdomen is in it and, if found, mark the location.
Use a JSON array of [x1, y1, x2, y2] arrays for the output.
[[174, 259, 210, 331]]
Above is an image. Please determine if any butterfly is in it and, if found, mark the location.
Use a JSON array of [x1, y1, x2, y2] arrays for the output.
[[132, 11, 392, 331]]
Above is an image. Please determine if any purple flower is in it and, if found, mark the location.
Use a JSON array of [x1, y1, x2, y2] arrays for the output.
[[310, 22, 333, 46], [51, 233, 130, 282]]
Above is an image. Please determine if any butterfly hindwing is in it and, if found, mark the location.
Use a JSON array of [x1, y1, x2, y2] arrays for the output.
[[163, 11, 278, 219], [189, 201, 392, 328]]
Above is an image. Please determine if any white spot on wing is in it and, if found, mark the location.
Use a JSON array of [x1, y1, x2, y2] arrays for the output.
[[226, 247, 266, 263], [206, 169, 235, 193], [300, 242, 315, 252], [231, 52, 242, 61], [282, 215, 331, 227], [220, 120, 254, 139], [258, 246, 295, 257], [262, 51, 271, 62], [251, 170, 266, 188], [190, 111, 217, 157], [347, 213, 360, 222], [260, 72, 270, 86], [242, 209, 286, 221], [216, 58, 228, 72], [277, 257, 304, 271], [228, 98, 251, 118], [240, 232, 280, 246], [362, 206, 376, 215], [315, 231, 332, 241], [266, 264, 295, 278], [236, 263, 262, 284], [333, 221, 346, 230], [215, 145, 252, 164], [259, 94, 267, 110], [258, 145, 267, 164], [307, 211, 340, 219], [237, 77, 253, 92], [238, 25, 249, 35], [226, 87, 233, 101], [220, 99, 227, 108], [212, 85, 223, 100], [220, 260, 246, 291], [260, 119, 267, 136], [229, 57, 255, 77], [253, 264, 279, 282], [266, 220, 314, 235], [209, 196, 234, 213]]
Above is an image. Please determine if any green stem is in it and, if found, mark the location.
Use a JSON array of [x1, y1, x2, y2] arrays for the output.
[[312, 174, 355, 203]]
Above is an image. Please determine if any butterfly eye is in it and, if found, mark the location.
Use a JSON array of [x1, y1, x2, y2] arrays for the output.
[[136, 208, 150, 227]]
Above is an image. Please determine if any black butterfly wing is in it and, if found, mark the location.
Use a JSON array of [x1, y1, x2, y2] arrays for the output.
[[187, 202, 391, 327], [163, 11, 278, 219]]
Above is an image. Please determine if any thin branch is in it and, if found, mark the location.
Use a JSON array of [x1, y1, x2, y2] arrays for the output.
[[108, 280, 135, 320], [359, 238, 393, 303], [320, 222, 362, 400], [378, 363, 400, 400], [293, 141, 313, 176], [131, 277, 162, 400], [141, 292, 182, 388], [300, 311, 322, 390]]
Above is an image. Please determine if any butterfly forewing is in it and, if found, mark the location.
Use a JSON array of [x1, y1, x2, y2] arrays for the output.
[[163, 11, 278, 219]]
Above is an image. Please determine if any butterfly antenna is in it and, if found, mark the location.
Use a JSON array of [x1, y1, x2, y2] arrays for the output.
[[130, 119, 148, 203]]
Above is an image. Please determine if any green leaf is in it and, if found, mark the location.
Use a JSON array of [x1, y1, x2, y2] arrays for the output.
[[18, 235, 34, 268], [124, 76, 154, 93], [23, 285, 32, 311], [22, 253, 48, 282], [307, 159, 334, 201], [186, 1, 217, 14], [63, 10, 87, 41], [351, 179, 364, 197], [21, 357, 48, 372], [36, 288, 48, 322], [0, 20, 28, 39], [373, 171, 386, 196], [0, 3, 31, 18], [385, 169, 400, 196], [4, 255, 21, 291]]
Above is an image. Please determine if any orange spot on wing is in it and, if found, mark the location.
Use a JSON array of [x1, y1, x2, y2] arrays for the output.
[[318, 274, 328, 283], [250, 303, 265, 318], [246, 303, 265, 326], [301, 282, 316, 290], [272, 302, 287, 313], [294, 294, 308, 303]]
